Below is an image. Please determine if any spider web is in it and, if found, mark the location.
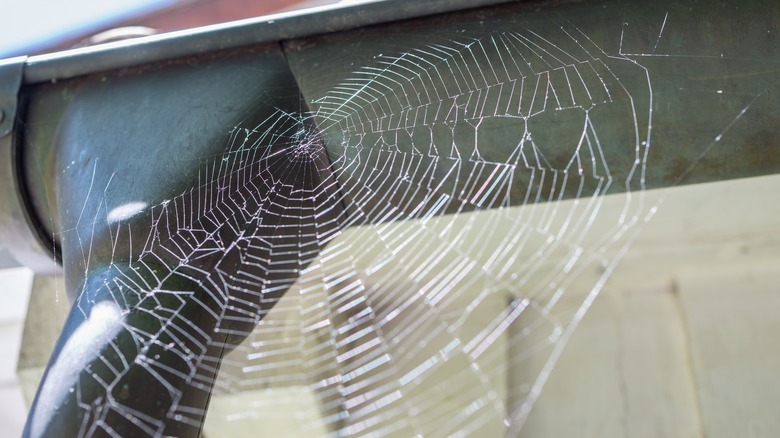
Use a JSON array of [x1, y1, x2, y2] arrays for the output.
[[207, 19, 653, 436], [29, 1, 775, 437], [36, 16, 652, 438]]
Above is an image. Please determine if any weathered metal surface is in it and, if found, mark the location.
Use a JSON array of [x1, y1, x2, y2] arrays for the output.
[[22, 45, 299, 285]]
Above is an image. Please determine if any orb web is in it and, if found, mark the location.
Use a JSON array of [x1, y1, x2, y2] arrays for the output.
[[45, 2, 773, 436]]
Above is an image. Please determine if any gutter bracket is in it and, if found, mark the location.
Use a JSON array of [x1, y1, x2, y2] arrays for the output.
[[0, 56, 27, 138]]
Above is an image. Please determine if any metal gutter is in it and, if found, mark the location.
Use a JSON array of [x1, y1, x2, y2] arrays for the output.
[[22, 0, 519, 84]]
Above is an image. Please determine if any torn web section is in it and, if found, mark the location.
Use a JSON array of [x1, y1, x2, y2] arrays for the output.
[[204, 8, 654, 438]]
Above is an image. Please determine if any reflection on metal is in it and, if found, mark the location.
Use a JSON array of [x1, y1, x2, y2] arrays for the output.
[[0, 56, 25, 137], [1, 0, 779, 436]]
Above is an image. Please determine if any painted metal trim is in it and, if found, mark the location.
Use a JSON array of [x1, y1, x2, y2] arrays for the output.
[[21, 0, 521, 84], [0, 56, 26, 137]]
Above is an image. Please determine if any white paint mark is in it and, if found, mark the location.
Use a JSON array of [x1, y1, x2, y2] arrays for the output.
[[31, 302, 124, 438], [107, 201, 148, 224]]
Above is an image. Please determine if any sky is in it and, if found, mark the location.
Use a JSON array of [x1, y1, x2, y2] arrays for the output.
[[0, 0, 169, 57]]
